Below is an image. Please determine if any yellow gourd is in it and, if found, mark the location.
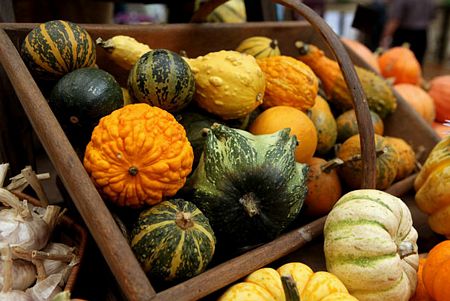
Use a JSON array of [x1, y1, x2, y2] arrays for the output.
[[96, 35, 151, 70], [219, 262, 358, 301], [186, 50, 265, 120], [236, 36, 281, 58]]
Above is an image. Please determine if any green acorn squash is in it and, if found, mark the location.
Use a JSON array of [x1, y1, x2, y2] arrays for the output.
[[189, 124, 308, 248], [49, 68, 123, 148], [21, 20, 96, 80], [128, 49, 195, 113], [131, 198, 216, 282]]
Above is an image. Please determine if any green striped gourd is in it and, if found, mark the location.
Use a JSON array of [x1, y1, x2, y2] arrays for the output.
[[21, 20, 96, 80], [324, 189, 419, 301], [131, 199, 215, 282], [189, 124, 308, 249], [128, 49, 195, 113]]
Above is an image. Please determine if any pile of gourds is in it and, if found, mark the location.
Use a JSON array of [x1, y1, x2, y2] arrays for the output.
[[19, 19, 450, 301]]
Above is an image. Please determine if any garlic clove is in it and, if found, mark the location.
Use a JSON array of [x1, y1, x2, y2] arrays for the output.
[[0, 259, 36, 291], [26, 273, 63, 301]]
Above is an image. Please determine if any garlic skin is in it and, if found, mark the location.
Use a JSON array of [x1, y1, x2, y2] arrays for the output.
[[0, 207, 50, 251], [0, 290, 33, 301], [42, 243, 73, 276], [26, 273, 63, 301], [0, 259, 36, 291]]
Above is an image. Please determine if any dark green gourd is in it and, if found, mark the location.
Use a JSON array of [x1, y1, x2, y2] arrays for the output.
[[131, 199, 216, 282], [189, 124, 308, 249]]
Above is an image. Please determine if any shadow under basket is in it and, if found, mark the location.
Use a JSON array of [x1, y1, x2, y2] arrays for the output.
[[10, 190, 87, 294]]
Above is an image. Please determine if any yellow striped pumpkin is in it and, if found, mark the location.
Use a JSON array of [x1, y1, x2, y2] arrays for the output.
[[21, 20, 96, 80]]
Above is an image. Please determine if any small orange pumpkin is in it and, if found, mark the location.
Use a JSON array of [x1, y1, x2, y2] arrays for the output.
[[428, 75, 450, 122], [410, 258, 433, 301], [378, 45, 422, 85], [341, 37, 380, 73], [395, 84, 436, 124], [83, 103, 194, 207], [422, 240, 450, 301], [304, 157, 342, 216], [249, 106, 318, 163], [256, 55, 319, 110]]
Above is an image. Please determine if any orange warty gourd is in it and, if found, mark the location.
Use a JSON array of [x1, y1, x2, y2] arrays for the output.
[[428, 75, 450, 122], [83, 103, 194, 207], [422, 240, 450, 301], [410, 258, 433, 301], [378, 46, 421, 85], [249, 106, 318, 163], [304, 157, 342, 216], [341, 37, 380, 73], [256, 55, 319, 110], [395, 84, 435, 124]]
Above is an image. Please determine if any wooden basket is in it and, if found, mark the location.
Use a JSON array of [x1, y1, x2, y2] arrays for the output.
[[10, 190, 87, 293], [0, 1, 441, 300]]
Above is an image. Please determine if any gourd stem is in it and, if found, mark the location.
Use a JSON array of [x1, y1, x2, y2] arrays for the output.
[[320, 158, 344, 173], [270, 39, 279, 50], [95, 37, 113, 51], [281, 275, 300, 301], [346, 147, 387, 163], [397, 241, 417, 259], [128, 166, 139, 176], [239, 192, 260, 218], [295, 41, 309, 56], [175, 212, 194, 230]]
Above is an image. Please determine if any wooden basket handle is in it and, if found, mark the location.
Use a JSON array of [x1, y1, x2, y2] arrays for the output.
[[191, 0, 377, 189]]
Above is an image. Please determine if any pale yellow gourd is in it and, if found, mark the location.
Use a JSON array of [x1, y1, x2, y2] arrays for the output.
[[96, 35, 151, 70], [186, 50, 265, 120], [236, 36, 281, 58]]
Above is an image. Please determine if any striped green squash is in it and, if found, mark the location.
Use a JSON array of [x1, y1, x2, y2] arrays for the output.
[[324, 189, 419, 301], [21, 20, 96, 80], [127, 49, 195, 113], [131, 199, 216, 282], [189, 124, 308, 249]]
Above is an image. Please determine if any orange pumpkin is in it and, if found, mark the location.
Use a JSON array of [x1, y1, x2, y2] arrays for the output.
[[341, 37, 380, 73], [378, 45, 422, 85], [395, 84, 436, 124], [432, 122, 449, 139], [83, 103, 194, 207], [410, 258, 433, 301], [256, 55, 319, 110], [304, 157, 342, 216], [422, 240, 450, 301], [249, 106, 318, 163], [428, 75, 450, 122]]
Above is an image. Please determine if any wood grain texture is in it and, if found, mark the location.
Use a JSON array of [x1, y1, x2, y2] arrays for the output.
[[0, 29, 155, 301]]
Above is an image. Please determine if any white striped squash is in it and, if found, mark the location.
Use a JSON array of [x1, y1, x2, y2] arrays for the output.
[[324, 189, 419, 301]]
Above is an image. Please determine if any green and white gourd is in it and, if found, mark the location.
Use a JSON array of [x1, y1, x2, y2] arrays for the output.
[[324, 189, 419, 301], [128, 49, 195, 112], [189, 124, 308, 248], [131, 199, 216, 282]]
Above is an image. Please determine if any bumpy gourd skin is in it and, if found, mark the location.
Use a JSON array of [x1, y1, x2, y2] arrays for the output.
[[83, 103, 194, 207], [257, 56, 318, 110]]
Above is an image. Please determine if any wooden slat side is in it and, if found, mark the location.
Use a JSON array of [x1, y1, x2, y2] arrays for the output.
[[0, 28, 155, 301]]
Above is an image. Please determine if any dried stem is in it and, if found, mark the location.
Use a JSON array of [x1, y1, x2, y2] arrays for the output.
[[0, 188, 31, 218], [12, 246, 75, 263], [320, 158, 344, 173], [43, 205, 62, 234], [21, 166, 49, 207], [0, 163, 9, 188], [346, 147, 387, 163], [32, 252, 46, 282], [6, 172, 50, 192], [1, 246, 13, 293]]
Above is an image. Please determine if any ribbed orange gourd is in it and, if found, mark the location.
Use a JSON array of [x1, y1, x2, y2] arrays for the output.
[[378, 45, 421, 85], [428, 75, 450, 122], [257, 55, 319, 110], [83, 103, 194, 207], [422, 241, 450, 301], [296, 42, 396, 118], [410, 258, 433, 301]]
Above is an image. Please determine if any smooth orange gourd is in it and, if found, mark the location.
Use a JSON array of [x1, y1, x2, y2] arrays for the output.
[[256, 55, 319, 110], [249, 106, 318, 163], [428, 75, 450, 122], [378, 45, 422, 85], [308, 95, 338, 155], [83, 103, 194, 207], [410, 258, 433, 301], [395, 84, 436, 124], [341, 37, 380, 73], [304, 157, 342, 216], [422, 241, 450, 301]]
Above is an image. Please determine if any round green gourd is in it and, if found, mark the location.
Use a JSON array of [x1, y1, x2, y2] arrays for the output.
[[131, 199, 216, 282], [336, 109, 384, 142], [189, 124, 309, 249], [21, 20, 96, 80], [128, 49, 195, 112], [49, 67, 123, 147]]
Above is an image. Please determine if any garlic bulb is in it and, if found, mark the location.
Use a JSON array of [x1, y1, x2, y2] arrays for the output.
[[0, 246, 33, 301], [42, 243, 74, 275], [0, 259, 36, 291], [0, 290, 34, 301], [26, 273, 63, 301]]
